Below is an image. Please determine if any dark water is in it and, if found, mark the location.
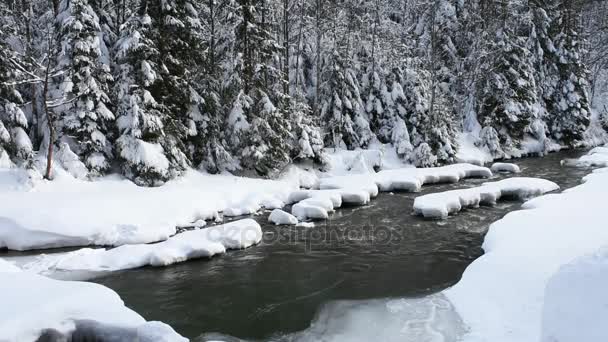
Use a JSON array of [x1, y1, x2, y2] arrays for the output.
[[93, 150, 589, 340]]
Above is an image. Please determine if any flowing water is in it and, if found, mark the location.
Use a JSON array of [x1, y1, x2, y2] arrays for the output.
[[92, 150, 589, 340]]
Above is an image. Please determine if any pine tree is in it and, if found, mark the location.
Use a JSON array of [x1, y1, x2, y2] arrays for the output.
[[114, 0, 200, 185], [0, 4, 33, 165], [56, 0, 115, 175], [531, 0, 591, 147], [289, 92, 325, 163], [227, 0, 292, 175], [476, 28, 539, 156], [321, 50, 374, 150]]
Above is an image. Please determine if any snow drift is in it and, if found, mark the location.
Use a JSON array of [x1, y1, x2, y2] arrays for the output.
[[413, 177, 559, 219]]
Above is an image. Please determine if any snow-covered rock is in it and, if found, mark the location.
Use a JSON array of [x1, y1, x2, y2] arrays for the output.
[[16, 219, 262, 273], [414, 178, 559, 219], [490, 162, 521, 173], [268, 209, 298, 225], [0, 268, 186, 341], [292, 202, 329, 221]]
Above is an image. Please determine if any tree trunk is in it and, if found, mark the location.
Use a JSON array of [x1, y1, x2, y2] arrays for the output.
[[43, 58, 54, 180], [282, 0, 290, 96]]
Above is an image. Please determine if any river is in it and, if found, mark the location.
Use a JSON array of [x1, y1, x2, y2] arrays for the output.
[[90, 150, 589, 341]]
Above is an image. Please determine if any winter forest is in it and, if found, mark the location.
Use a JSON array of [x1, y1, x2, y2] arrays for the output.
[[1, 0, 608, 186]]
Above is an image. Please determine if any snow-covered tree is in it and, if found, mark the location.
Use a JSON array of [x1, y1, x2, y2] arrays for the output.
[[0, 5, 33, 165], [476, 29, 539, 155], [532, 0, 591, 146], [56, 0, 115, 175], [321, 50, 374, 150], [224, 0, 293, 175], [113, 0, 203, 185]]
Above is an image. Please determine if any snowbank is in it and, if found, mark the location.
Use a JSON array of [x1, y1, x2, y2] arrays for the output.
[[414, 178, 559, 219], [490, 162, 521, 173], [0, 170, 296, 251], [14, 219, 262, 273], [0, 267, 185, 341], [567, 145, 608, 167], [268, 209, 298, 225], [443, 159, 608, 341]]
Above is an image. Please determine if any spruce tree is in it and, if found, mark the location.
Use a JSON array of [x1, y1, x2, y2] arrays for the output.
[[0, 5, 33, 165], [56, 0, 115, 175], [114, 0, 201, 185], [476, 29, 539, 156], [227, 0, 292, 175]]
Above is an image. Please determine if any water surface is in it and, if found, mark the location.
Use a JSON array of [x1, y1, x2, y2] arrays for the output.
[[94, 150, 589, 340]]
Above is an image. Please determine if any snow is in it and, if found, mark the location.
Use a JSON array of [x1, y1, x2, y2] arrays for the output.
[[567, 145, 608, 167], [540, 248, 608, 342], [455, 133, 493, 165], [0, 170, 295, 251], [11, 219, 262, 273], [443, 156, 608, 341], [414, 178, 559, 219], [0, 267, 186, 341], [268, 209, 298, 225], [289, 148, 608, 342], [490, 162, 521, 173]]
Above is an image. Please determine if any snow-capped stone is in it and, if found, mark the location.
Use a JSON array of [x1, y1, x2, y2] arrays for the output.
[[268, 209, 298, 225], [490, 163, 521, 173]]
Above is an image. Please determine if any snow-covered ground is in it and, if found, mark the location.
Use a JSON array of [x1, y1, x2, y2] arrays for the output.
[[9, 219, 262, 275], [288, 146, 608, 342], [0, 169, 298, 251], [0, 147, 492, 251], [0, 259, 186, 341], [413, 177, 559, 219]]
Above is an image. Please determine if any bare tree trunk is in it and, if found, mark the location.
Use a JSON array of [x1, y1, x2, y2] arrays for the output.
[[43, 57, 54, 180], [371, 0, 380, 76], [294, 0, 305, 90], [208, 0, 216, 71], [282, 0, 290, 96], [314, 0, 323, 116], [50, 0, 59, 15]]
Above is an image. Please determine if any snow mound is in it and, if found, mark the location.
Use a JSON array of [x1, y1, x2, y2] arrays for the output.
[[325, 149, 384, 175], [0, 170, 295, 251], [21, 219, 262, 273], [269, 209, 298, 225], [0, 268, 186, 341], [414, 178, 559, 219], [288, 188, 371, 221], [376, 164, 492, 193], [490, 162, 521, 173]]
